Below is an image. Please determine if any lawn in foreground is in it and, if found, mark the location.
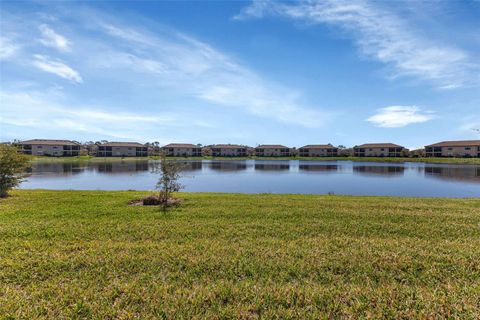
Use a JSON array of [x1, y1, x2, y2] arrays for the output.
[[1, 190, 479, 318]]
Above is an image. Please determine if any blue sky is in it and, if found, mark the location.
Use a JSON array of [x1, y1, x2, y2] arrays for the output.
[[1, 0, 479, 149]]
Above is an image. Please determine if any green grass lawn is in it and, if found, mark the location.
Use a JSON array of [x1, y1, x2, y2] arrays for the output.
[[30, 155, 480, 164], [1, 190, 479, 318]]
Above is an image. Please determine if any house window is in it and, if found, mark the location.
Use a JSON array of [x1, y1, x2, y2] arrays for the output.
[[465, 147, 471, 150], [448, 148, 453, 150]]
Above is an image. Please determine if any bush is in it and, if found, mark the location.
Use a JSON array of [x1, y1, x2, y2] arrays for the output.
[[0, 144, 30, 198]]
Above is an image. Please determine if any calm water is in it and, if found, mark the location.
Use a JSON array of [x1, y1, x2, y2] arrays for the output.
[[21, 160, 480, 197]]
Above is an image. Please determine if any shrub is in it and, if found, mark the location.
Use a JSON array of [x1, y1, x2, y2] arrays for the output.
[[0, 144, 30, 198]]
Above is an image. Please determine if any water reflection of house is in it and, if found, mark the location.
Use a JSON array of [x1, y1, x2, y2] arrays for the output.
[[255, 163, 290, 171], [96, 161, 149, 173], [180, 162, 203, 172], [353, 165, 405, 176], [299, 164, 338, 172], [425, 166, 480, 182], [29, 162, 85, 175], [208, 162, 247, 171]]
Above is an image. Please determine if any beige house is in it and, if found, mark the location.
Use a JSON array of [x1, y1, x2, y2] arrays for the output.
[[210, 144, 248, 157], [299, 144, 338, 157], [19, 139, 80, 156], [97, 142, 148, 157], [353, 143, 405, 157], [255, 145, 290, 157], [425, 140, 480, 157], [162, 143, 202, 157]]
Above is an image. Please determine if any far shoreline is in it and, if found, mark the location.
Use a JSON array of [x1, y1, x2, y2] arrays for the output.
[[29, 155, 480, 165]]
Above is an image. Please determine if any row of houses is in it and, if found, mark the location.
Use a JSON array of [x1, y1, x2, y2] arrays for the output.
[[16, 139, 480, 158]]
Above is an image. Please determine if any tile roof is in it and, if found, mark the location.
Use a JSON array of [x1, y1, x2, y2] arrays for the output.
[[19, 139, 79, 146], [163, 143, 200, 148], [300, 144, 336, 149], [211, 144, 247, 149], [102, 142, 145, 147], [256, 144, 289, 149], [425, 140, 480, 147], [355, 143, 404, 148]]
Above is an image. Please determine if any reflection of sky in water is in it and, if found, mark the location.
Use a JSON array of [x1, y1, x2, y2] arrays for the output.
[[21, 160, 480, 198]]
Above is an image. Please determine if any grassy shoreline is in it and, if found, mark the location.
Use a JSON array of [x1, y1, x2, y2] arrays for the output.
[[30, 155, 480, 164], [1, 190, 479, 318]]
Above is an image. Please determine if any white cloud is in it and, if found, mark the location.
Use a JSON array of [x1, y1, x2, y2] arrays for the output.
[[32, 54, 82, 83], [235, 0, 479, 89], [0, 36, 19, 59], [366, 106, 434, 128], [39, 24, 70, 52], [93, 21, 328, 128], [0, 90, 199, 141]]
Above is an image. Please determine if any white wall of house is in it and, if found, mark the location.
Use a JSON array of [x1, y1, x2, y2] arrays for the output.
[[355, 147, 402, 157], [24, 145, 79, 156], [427, 146, 480, 157], [300, 149, 337, 157], [212, 148, 246, 156], [256, 148, 290, 157], [166, 147, 201, 156]]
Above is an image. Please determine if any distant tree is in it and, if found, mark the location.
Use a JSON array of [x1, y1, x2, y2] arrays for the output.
[[400, 149, 410, 157], [337, 145, 346, 149], [290, 147, 298, 157], [339, 147, 353, 157], [0, 144, 30, 198], [151, 141, 161, 156], [202, 147, 212, 157], [155, 152, 184, 212]]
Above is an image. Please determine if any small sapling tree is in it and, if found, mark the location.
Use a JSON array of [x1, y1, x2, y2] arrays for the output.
[[0, 144, 30, 198], [155, 152, 184, 212]]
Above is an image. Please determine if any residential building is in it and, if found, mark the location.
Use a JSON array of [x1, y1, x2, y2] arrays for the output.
[[425, 140, 480, 157], [210, 144, 248, 157], [97, 142, 148, 157], [298, 144, 338, 157], [162, 143, 202, 157], [353, 143, 405, 157], [18, 139, 80, 156], [255, 145, 290, 157]]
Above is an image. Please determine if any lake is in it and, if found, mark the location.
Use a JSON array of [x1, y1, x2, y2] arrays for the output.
[[20, 160, 480, 197]]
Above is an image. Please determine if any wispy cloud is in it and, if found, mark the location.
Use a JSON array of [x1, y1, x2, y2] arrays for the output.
[[235, 0, 479, 89], [32, 54, 82, 83], [366, 106, 434, 128], [0, 36, 19, 59], [0, 90, 199, 141], [39, 24, 70, 52], [90, 20, 328, 127]]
